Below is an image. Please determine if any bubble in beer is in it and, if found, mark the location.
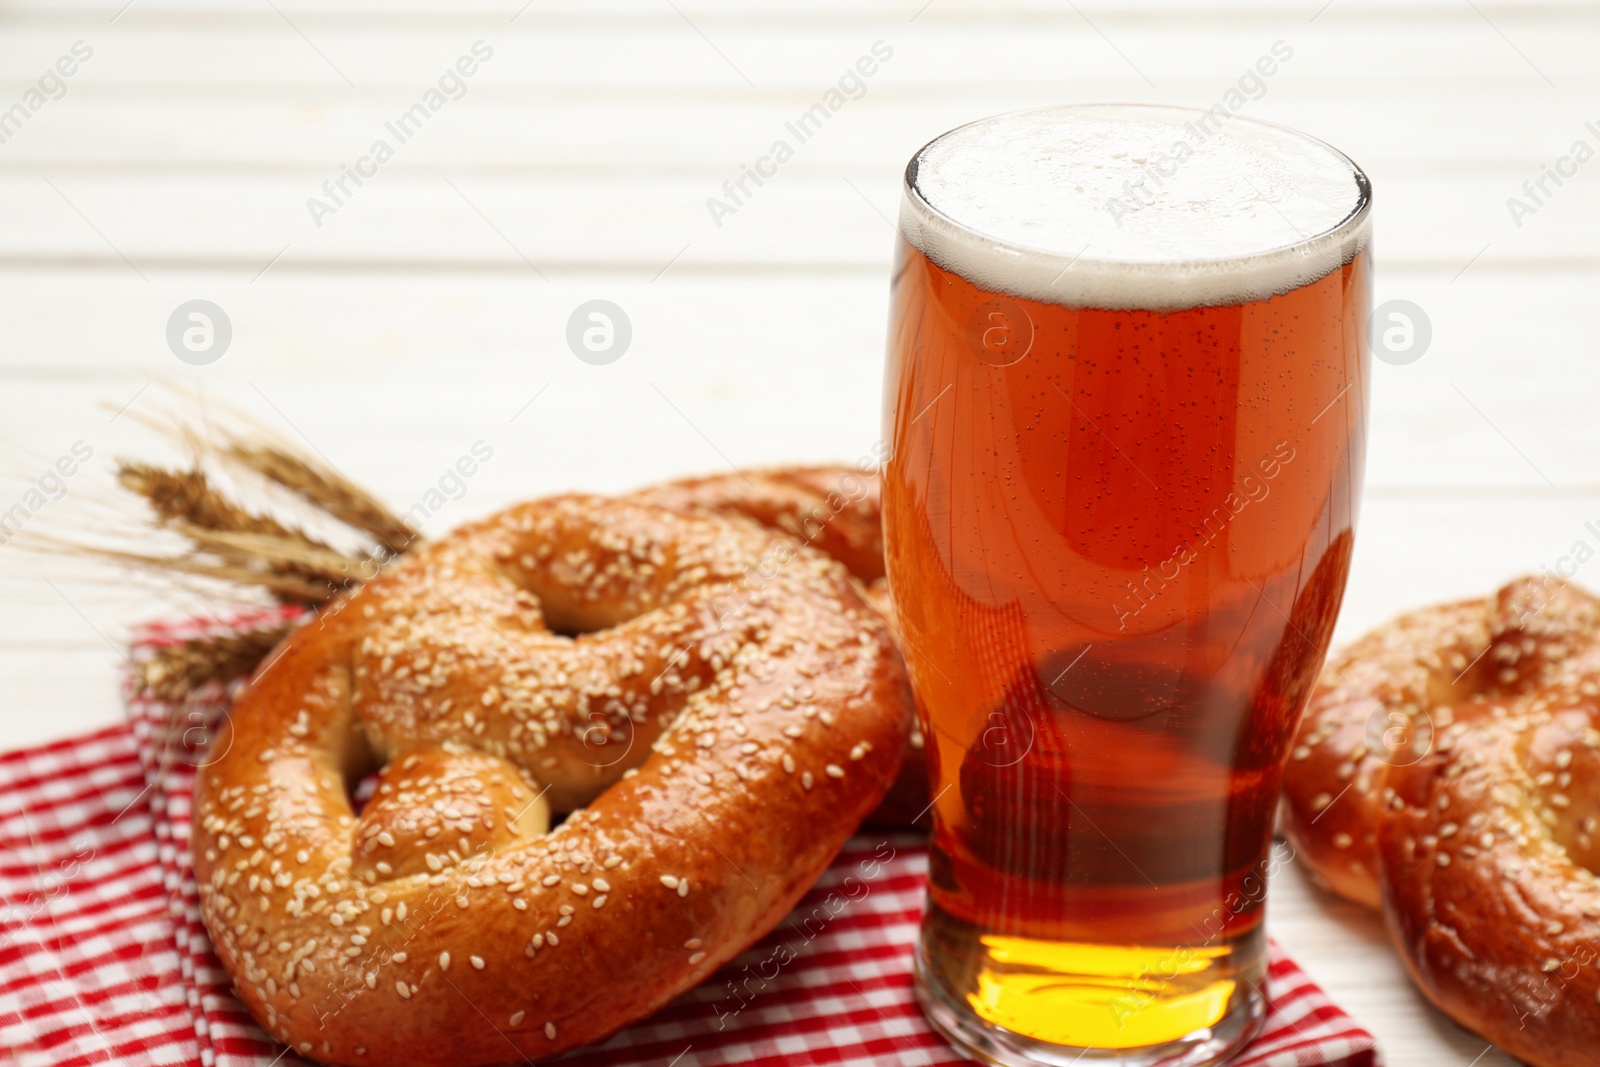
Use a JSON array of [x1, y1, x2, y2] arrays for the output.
[[901, 104, 1371, 311]]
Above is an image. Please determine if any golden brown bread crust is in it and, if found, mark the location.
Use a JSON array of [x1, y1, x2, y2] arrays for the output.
[[1281, 577, 1600, 1067], [631, 467, 926, 823], [1280, 596, 1489, 908], [1381, 701, 1600, 1067], [193, 495, 913, 1066], [631, 466, 885, 584]]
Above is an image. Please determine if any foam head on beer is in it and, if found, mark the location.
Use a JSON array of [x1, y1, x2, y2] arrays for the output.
[[901, 103, 1371, 311]]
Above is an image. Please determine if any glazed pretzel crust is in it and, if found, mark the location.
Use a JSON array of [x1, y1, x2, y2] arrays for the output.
[[1281, 578, 1600, 1067], [193, 495, 912, 1067], [631, 466, 891, 614], [631, 467, 926, 821]]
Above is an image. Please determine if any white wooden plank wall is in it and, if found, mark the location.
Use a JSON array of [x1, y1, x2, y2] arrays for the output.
[[3, 2, 1595, 1063]]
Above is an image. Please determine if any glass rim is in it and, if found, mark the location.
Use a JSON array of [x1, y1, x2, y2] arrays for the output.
[[900, 103, 1373, 311]]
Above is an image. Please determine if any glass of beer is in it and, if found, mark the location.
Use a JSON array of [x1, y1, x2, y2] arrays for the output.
[[882, 105, 1371, 1067]]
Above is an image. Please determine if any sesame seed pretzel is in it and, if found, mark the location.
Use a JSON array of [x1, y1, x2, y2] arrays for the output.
[[193, 495, 913, 1067], [630, 466, 892, 617], [629, 467, 928, 822], [1281, 577, 1600, 1067]]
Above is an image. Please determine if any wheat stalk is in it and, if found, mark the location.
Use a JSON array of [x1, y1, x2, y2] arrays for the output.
[[19, 387, 423, 699], [137, 621, 296, 704], [34, 541, 341, 604], [112, 462, 361, 604], [117, 462, 302, 538], [224, 444, 416, 555]]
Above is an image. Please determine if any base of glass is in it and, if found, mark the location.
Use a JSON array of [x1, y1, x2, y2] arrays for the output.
[[913, 941, 1266, 1067]]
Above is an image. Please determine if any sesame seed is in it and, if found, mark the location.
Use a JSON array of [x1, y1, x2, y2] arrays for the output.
[[678, 879, 690, 898], [781, 754, 796, 773], [825, 764, 845, 779], [470, 956, 485, 970], [802, 771, 814, 790], [439, 952, 450, 971], [593, 877, 610, 892], [593, 894, 608, 908], [571, 883, 589, 896], [510, 1011, 525, 1026], [395, 981, 410, 999], [546, 932, 559, 945], [393, 952, 407, 963], [376, 832, 396, 847], [660, 875, 679, 889], [689, 951, 706, 964], [685, 938, 702, 949], [545, 1022, 557, 1040], [603, 856, 623, 869], [543, 874, 561, 887]]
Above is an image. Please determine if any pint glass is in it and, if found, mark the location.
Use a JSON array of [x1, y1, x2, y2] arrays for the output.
[[882, 105, 1372, 1066]]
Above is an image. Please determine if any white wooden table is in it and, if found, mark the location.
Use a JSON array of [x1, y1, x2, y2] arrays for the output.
[[4, 1, 1594, 1062]]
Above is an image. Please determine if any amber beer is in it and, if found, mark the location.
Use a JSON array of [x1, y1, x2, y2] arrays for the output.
[[883, 106, 1371, 1067]]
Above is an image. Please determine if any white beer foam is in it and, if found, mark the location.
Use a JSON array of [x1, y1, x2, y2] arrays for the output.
[[901, 105, 1371, 311]]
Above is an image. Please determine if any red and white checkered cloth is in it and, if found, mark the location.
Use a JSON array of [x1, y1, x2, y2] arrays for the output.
[[1, 611, 1381, 1067]]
